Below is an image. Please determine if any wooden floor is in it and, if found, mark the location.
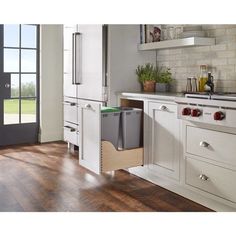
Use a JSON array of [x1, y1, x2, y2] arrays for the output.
[[0, 142, 212, 212]]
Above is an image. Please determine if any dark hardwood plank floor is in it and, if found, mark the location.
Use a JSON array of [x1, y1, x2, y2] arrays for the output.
[[0, 142, 213, 212]]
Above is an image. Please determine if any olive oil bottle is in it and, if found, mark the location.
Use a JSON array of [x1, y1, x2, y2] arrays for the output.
[[198, 65, 208, 92]]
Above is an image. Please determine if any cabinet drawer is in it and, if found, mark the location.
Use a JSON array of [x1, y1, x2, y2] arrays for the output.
[[186, 126, 236, 166], [64, 123, 79, 146], [64, 101, 78, 125], [186, 157, 236, 203]]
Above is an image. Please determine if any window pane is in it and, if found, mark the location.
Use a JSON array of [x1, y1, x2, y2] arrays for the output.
[[21, 49, 36, 72], [4, 24, 20, 47], [21, 99, 36, 123], [21, 25, 37, 48], [4, 99, 19, 125], [21, 74, 36, 97], [4, 49, 19, 72], [11, 74, 19, 98]]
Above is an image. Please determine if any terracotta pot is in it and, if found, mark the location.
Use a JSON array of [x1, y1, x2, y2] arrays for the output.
[[143, 81, 156, 92]]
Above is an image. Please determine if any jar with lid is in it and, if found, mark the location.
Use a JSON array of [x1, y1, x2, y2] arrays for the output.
[[198, 65, 208, 92]]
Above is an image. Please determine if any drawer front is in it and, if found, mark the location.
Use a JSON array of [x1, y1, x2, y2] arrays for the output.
[[186, 157, 236, 203], [64, 102, 78, 125], [64, 123, 79, 146], [186, 126, 236, 166]]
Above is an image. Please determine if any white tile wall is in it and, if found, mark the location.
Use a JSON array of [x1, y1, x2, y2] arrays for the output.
[[156, 25, 236, 92]]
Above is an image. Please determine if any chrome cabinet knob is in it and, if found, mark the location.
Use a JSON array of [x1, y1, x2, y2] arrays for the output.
[[199, 174, 209, 181], [160, 105, 167, 111], [200, 141, 209, 147], [85, 104, 91, 109]]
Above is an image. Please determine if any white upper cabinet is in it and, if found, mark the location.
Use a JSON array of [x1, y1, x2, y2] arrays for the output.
[[77, 25, 105, 101], [63, 25, 78, 98]]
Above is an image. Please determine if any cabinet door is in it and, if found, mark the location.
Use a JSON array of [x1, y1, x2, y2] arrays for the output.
[[77, 25, 104, 101], [148, 102, 180, 180], [78, 99, 102, 174], [63, 25, 77, 98]]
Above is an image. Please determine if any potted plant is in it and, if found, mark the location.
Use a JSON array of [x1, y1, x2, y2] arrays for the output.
[[155, 67, 173, 92], [136, 63, 156, 92]]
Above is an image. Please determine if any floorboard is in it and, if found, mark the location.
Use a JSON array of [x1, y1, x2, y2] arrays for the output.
[[0, 142, 213, 212]]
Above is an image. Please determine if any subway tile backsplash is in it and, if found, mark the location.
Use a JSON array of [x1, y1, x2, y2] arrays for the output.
[[157, 25, 236, 92]]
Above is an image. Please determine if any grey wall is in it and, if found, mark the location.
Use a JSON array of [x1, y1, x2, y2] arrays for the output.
[[108, 25, 156, 105], [39, 24, 63, 142]]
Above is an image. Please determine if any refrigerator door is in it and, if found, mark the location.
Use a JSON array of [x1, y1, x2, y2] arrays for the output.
[[76, 24, 107, 102], [63, 25, 78, 98]]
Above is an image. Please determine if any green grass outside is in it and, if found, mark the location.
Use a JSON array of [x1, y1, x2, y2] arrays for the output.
[[4, 99, 36, 114]]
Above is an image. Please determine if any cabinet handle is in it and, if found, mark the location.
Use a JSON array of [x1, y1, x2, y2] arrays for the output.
[[159, 105, 168, 111], [64, 126, 76, 132], [199, 141, 209, 147], [72, 32, 82, 85], [85, 104, 91, 109], [199, 174, 209, 181]]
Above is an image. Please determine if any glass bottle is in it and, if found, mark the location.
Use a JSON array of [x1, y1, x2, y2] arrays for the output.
[[198, 65, 208, 92], [191, 77, 197, 92], [186, 77, 192, 92]]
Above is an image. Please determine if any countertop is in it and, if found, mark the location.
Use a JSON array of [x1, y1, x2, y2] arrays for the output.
[[118, 91, 184, 101]]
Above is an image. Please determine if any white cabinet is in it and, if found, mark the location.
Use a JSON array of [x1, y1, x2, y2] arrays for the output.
[[78, 99, 143, 174], [63, 25, 78, 98], [148, 101, 180, 180], [78, 100, 102, 174], [77, 25, 105, 101]]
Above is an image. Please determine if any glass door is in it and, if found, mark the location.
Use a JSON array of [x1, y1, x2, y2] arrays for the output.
[[0, 24, 39, 146]]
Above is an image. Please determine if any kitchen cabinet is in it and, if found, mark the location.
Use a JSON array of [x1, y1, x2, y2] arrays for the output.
[[63, 25, 78, 98], [148, 101, 180, 180], [78, 98, 144, 174]]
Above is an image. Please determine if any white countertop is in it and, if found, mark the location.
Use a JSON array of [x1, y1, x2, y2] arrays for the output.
[[118, 91, 184, 101]]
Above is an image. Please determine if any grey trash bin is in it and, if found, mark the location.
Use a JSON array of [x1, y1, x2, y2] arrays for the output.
[[101, 107, 121, 149], [120, 107, 142, 149]]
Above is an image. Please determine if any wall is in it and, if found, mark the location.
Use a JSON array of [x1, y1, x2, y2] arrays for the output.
[[39, 24, 63, 142], [108, 25, 156, 105], [155, 25, 236, 92]]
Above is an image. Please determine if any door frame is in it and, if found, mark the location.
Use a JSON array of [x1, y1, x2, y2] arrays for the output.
[[0, 24, 40, 146]]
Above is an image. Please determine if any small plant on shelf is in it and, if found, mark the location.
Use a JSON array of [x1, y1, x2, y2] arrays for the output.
[[136, 63, 156, 92]]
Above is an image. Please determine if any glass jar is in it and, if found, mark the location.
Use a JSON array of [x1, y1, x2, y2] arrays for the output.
[[191, 77, 197, 92], [186, 77, 192, 92], [198, 65, 208, 92]]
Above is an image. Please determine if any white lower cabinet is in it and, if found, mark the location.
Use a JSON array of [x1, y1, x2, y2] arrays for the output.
[[186, 156, 236, 203], [64, 122, 79, 146], [148, 101, 180, 180], [78, 99, 143, 174], [184, 124, 236, 205]]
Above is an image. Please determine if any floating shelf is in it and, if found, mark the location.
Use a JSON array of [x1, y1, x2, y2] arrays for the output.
[[138, 37, 216, 51]]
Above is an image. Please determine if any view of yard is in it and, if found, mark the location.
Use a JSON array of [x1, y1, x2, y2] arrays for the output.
[[4, 99, 36, 114]]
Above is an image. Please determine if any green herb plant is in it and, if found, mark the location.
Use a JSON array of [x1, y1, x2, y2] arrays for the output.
[[136, 63, 156, 83], [156, 67, 173, 84]]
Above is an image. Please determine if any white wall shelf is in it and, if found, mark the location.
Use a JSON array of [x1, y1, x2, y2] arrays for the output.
[[138, 37, 216, 51]]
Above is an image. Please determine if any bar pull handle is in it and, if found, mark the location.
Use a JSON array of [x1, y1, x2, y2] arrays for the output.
[[72, 32, 82, 85]]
